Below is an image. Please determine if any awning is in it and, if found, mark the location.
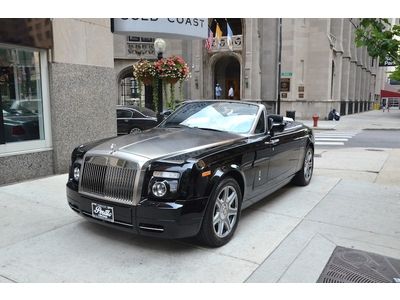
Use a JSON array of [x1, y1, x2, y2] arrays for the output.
[[381, 89, 400, 98]]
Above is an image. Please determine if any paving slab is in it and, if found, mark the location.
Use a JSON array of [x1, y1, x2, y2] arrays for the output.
[[314, 148, 389, 173], [208, 208, 300, 264], [0, 174, 69, 210], [277, 233, 336, 283], [0, 221, 258, 283], [0, 275, 14, 283], [313, 169, 377, 183], [249, 176, 340, 219], [375, 149, 400, 187], [0, 190, 79, 249], [306, 180, 400, 237]]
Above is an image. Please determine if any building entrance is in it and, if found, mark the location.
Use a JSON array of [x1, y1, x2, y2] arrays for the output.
[[214, 56, 240, 100]]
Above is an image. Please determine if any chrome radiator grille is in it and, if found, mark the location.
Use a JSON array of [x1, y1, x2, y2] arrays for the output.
[[79, 156, 138, 205]]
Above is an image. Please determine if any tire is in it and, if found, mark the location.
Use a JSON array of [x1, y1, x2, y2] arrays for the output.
[[129, 127, 142, 135], [293, 146, 314, 186], [197, 177, 242, 247]]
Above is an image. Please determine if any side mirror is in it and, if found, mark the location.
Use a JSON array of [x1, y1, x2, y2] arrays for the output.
[[267, 117, 274, 133], [267, 115, 285, 136]]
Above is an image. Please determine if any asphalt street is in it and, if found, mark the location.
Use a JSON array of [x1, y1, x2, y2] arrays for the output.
[[314, 129, 400, 149]]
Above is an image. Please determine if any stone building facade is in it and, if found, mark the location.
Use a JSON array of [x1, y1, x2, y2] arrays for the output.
[[279, 18, 384, 119], [114, 18, 385, 120], [0, 19, 117, 185]]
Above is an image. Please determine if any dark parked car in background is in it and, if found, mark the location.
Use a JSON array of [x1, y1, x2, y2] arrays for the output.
[[68, 100, 314, 247], [2, 104, 40, 143], [117, 105, 158, 135]]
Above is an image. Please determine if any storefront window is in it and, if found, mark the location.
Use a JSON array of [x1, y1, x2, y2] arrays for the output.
[[0, 46, 45, 145]]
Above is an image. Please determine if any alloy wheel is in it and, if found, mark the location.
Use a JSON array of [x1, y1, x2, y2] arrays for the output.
[[212, 185, 238, 238], [304, 148, 313, 181]]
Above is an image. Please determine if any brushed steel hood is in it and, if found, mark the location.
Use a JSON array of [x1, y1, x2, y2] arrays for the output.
[[88, 127, 244, 161]]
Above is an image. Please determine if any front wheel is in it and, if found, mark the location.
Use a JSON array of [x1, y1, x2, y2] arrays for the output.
[[197, 177, 242, 247], [293, 146, 314, 186]]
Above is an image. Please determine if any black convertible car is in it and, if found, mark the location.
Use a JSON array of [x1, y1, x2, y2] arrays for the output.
[[67, 100, 314, 246]]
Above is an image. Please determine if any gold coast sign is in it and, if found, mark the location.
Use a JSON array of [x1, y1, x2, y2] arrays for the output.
[[111, 18, 208, 39]]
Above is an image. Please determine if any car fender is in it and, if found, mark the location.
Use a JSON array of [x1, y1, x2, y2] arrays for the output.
[[206, 165, 246, 202]]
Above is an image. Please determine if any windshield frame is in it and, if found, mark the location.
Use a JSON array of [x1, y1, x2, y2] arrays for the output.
[[159, 100, 264, 135]]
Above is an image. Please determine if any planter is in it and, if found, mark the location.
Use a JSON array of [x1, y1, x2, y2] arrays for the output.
[[164, 77, 179, 85], [141, 77, 153, 85]]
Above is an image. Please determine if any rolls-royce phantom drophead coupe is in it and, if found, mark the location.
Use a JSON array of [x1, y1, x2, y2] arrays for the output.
[[67, 100, 314, 247]]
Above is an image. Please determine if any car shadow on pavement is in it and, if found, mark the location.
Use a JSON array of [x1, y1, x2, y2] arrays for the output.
[[76, 220, 200, 253], [73, 184, 292, 251]]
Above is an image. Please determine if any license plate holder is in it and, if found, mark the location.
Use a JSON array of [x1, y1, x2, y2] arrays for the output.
[[91, 202, 114, 222]]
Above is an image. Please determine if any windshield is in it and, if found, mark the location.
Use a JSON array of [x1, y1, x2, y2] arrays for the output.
[[161, 101, 260, 134]]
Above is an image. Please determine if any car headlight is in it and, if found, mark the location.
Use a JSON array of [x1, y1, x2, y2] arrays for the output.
[[149, 171, 180, 198], [73, 167, 80, 181], [152, 181, 168, 197]]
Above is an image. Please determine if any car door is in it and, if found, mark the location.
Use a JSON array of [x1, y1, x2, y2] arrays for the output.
[[266, 120, 303, 185], [131, 109, 155, 130], [247, 110, 273, 199], [117, 109, 133, 135], [266, 130, 294, 185]]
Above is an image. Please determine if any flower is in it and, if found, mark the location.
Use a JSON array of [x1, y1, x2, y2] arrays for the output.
[[154, 55, 190, 82], [133, 59, 156, 84]]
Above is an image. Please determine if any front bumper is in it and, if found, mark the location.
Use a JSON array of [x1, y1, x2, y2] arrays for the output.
[[66, 184, 207, 239]]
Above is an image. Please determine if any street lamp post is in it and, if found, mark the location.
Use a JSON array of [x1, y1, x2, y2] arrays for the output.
[[154, 38, 166, 123], [277, 18, 282, 115]]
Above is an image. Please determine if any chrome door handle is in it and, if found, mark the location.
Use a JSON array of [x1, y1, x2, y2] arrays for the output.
[[265, 139, 279, 145]]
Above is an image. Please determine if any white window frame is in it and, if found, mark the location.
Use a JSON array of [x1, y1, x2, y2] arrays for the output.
[[0, 44, 52, 157]]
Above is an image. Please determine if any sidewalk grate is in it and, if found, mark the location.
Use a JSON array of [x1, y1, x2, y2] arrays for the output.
[[317, 246, 400, 283]]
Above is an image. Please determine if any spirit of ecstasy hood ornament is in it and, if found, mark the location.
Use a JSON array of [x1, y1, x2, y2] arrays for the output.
[[110, 143, 117, 154]]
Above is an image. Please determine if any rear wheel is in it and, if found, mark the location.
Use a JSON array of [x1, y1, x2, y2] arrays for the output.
[[293, 146, 314, 186], [129, 127, 142, 135], [197, 177, 242, 247]]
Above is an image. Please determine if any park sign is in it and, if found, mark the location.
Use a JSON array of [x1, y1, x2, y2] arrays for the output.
[[111, 18, 208, 39], [379, 56, 397, 67]]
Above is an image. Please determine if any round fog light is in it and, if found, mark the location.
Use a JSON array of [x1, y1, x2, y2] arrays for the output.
[[152, 181, 167, 197], [73, 167, 80, 181]]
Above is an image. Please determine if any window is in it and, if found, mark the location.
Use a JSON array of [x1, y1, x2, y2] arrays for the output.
[[254, 111, 265, 134], [131, 110, 145, 118], [117, 109, 132, 118], [0, 44, 51, 155]]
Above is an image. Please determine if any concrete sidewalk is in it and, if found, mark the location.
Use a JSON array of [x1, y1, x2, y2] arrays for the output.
[[0, 148, 399, 282], [298, 108, 400, 131], [247, 147, 400, 282]]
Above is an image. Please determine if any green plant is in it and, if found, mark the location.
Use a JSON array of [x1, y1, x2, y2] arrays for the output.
[[133, 59, 156, 85], [132, 56, 191, 112], [154, 55, 190, 82], [354, 18, 400, 80]]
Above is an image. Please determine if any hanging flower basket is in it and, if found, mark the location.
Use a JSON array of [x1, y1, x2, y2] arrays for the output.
[[133, 59, 156, 85], [154, 55, 190, 85], [141, 76, 153, 85], [165, 77, 179, 85]]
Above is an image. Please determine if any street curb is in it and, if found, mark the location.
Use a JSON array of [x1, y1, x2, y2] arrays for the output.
[[310, 127, 336, 131], [363, 128, 400, 131]]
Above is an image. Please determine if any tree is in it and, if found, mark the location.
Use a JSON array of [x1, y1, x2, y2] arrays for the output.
[[353, 18, 400, 81]]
